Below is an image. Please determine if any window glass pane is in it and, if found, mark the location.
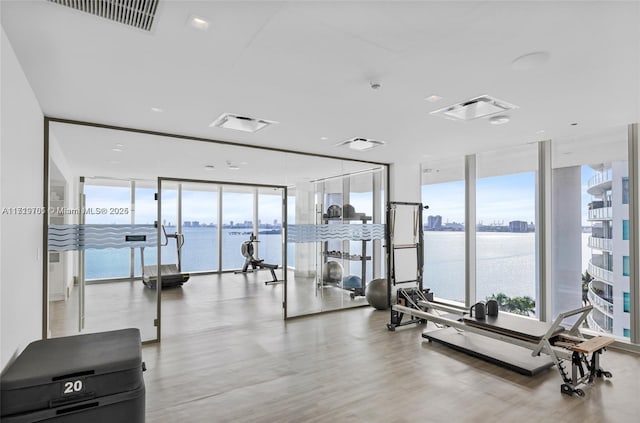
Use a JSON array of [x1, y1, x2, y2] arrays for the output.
[[181, 185, 218, 272], [622, 219, 630, 241], [623, 328, 631, 338], [476, 145, 537, 316], [84, 183, 131, 280], [222, 187, 254, 270], [624, 292, 630, 313], [258, 188, 283, 266], [622, 177, 629, 204], [552, 125, 629, 338], [133, 184, 158, 277], [623, 256, 630, 277], [421, 157, 465, 303]]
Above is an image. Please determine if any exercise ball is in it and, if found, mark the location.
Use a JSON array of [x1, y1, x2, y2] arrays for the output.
[[342, 275, 362, 290], [323, 261, 343, 283], [366, 278, 389, 310]]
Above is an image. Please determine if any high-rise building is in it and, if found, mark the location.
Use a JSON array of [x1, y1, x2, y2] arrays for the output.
[[509, 220, 528, 232], [586, 162, 630, 338], [427, 215, 442, 230]]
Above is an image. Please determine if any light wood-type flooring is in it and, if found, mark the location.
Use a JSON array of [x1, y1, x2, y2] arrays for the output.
[[50, 273, 640, 422]]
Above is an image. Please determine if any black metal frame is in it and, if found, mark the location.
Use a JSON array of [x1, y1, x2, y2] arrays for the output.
[[386, 201, 428, 330]]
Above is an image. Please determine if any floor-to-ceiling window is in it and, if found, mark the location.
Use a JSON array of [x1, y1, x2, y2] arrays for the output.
[[552, 126, 629, 338], [258, 188, 284, 266], [181, 184, 218, 272], [221, 186, 254, 270], [421, 157, 466, 304], [475, 145, 538, 316]]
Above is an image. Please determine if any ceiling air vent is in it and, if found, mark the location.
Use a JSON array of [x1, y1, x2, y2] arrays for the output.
[[430, 95, 518, 121], [47, 0, 159, 32], [336, 137, 385, 151], [209, 113, 277, 133]]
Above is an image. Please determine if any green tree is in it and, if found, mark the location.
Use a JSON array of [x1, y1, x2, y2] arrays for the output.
[[486, 293, 536, 316]]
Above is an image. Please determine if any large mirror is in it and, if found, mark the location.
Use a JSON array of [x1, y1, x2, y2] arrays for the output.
[[46, 121, 388, 341]]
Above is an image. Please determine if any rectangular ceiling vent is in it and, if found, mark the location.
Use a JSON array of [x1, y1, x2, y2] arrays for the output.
[[430, 95, 518, 121], [336, 137, 385, 152], [47, 0, 159, 32], [209, 113, 277, 133]]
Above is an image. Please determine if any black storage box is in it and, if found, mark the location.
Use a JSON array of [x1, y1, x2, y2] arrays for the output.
[[1, 328, 145, 423]]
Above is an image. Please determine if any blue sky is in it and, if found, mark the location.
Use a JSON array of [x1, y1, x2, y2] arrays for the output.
[[86, 167, 597, 227], [85, 185, 284, 225], [422, 167, 597, 225]]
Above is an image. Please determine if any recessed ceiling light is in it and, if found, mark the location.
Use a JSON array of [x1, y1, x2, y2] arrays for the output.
[[320, 137, 329, 141], [511, 51, 551, 71], [489, 115, 510, 125], [210, 113, 277, 133], [115, 143, 124, 147], [226, 160, 240, 170], [336, 137, 385, 151], [188, 15, 209, 31], [425, 95, 443, 102], [112, 148, 123, 152], [151, 107, 163, 113]]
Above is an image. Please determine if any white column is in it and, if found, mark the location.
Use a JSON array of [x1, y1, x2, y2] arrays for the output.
[[465, 155, 476, 307], [537, 140, 552, 321]]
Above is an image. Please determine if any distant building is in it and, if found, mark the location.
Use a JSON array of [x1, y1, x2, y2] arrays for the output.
[[509, 220, 528, 232], [426, 215, 442, 230]]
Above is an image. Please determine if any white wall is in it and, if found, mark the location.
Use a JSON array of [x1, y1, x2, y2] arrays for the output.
[[1, 28, 44, 370], [390, 162, 421, 202]]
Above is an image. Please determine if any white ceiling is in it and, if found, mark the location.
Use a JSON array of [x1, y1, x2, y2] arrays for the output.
[[2, 0, 639, 177]]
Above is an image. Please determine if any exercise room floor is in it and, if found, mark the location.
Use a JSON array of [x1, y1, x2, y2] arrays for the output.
[[50, 273, 640, 422]]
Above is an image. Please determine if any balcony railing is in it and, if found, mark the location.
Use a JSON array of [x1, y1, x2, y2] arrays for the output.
[[588, 207, 612, 221], [588, 168, 613, 190], [588, 282, 614, 315], [588, 260, 614, 283], [586, 314, 609, 334], [588, 236, 613, 251]]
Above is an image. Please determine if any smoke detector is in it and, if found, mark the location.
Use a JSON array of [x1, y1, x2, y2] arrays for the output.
[[209, 113, 277, 133], [336, 137, 385, 151], [430, 95, 518, 121]]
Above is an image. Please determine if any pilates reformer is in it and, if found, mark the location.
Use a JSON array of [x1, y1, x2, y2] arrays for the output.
[[391, 290, 614, 397], [384, 202, 613, 397]]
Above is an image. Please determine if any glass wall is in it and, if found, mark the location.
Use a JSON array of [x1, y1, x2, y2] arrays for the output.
[[258, 188, 283, 266], [181, 184, 218, 272], [221, 186, 254, 270], [476, 145, 538, 316], [134, 183, 159, 277], [552, 126, 629, 339], [421, 157, 466, 304], [84, 182, 131, 280]]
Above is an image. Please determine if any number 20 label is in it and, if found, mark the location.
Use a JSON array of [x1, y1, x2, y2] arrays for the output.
[[63, 380, 83, 394]]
